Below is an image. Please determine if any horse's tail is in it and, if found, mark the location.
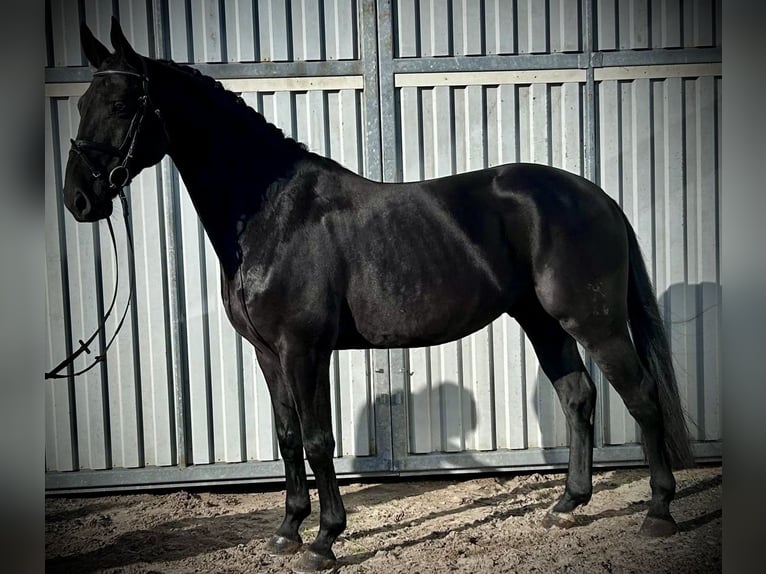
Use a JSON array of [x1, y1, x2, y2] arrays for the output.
[[622, 213, 695, 469]]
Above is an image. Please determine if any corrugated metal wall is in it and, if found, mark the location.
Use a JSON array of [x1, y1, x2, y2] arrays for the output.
[[394, 0, 583, 56], [45, 0, 721, 491]]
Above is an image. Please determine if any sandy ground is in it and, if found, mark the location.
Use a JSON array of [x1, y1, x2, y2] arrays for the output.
[[46, 465, 721, 573]]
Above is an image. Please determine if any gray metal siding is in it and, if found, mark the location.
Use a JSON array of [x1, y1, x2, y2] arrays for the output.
[[595, 0, 721, 51], [394, 0, 583, 57], [166, 0, 359, 62]]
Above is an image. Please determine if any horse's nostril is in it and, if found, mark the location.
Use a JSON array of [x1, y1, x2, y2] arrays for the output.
[[74, 190, 90, 215]]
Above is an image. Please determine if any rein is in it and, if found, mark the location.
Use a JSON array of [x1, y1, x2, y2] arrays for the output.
[[45, 191, 135, 379]]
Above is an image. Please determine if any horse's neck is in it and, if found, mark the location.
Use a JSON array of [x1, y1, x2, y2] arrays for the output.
[[149, 60, 303, 276]]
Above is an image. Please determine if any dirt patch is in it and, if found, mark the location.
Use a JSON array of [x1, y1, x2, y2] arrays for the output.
[[46, 465, 721, 573]]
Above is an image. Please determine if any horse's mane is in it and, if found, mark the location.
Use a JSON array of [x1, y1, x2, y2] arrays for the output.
[[155, 58, 308, 159]]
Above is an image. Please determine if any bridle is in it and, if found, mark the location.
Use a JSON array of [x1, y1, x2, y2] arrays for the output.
[[69, 62, 164, 193], [46, 63, 165, 380]]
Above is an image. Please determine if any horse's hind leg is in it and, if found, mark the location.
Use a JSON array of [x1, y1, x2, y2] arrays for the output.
[[256, 349, 311, 556], [513, 299, 597, 525], [566, 323, 678, 536]]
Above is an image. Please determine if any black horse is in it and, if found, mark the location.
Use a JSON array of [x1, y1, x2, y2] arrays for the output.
[[62, 18, 693, 573]]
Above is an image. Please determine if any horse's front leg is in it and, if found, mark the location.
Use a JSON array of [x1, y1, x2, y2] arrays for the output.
[[282, 344, 346, 573], [256, 349, 311, 556]]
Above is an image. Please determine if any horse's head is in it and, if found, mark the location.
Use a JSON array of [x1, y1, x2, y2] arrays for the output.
[[64, 18, 169, 222]]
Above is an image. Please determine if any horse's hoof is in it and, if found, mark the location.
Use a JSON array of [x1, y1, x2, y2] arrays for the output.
[[640, 515, 678, 537], [542, 509, 577, 529], [266, 534, 303, 556], [291, 549, 336, 573]]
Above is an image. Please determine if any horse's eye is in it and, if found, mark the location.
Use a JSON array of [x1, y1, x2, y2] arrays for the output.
[[111, 101, 128, 114]]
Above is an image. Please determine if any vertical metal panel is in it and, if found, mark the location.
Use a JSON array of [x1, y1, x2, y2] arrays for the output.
[[517, 0, 550, 54], [257, 0, 292, 62], [242, 344, 279, 461], [597, 74, 722, 446], [681, 74, 721, 441], [49, 0, 84, 67], [117, 0, 153, 55], [491, 316, 526, 450], [550, 0, 582, 53], [128, 169, 176, 466], [394, 0, 582, 57], [224, 0, 257, 62], [595, 0, 721, 50], [452, 0, 484, 56], [100, 181, 141, 470], [45, 99, 76, 472], [291, 0, 322, 60], [177, 181, 213, 464], [190, 0, 224, 63], [167, 0, 193, 62], [59, 97, 110, 471], [483, 0, 516, 56]]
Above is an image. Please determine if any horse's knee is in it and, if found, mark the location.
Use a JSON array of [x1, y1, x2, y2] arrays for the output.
[[277, 429, 304, 462], [303, 431, 335, 464]]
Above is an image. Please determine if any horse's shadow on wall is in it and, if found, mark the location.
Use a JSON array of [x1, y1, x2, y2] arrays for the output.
[[342, 380, 483, 505]]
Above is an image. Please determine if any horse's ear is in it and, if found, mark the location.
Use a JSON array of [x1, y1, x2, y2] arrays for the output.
[[110, 16, 142, 69], [80, 22, 110, 68]]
